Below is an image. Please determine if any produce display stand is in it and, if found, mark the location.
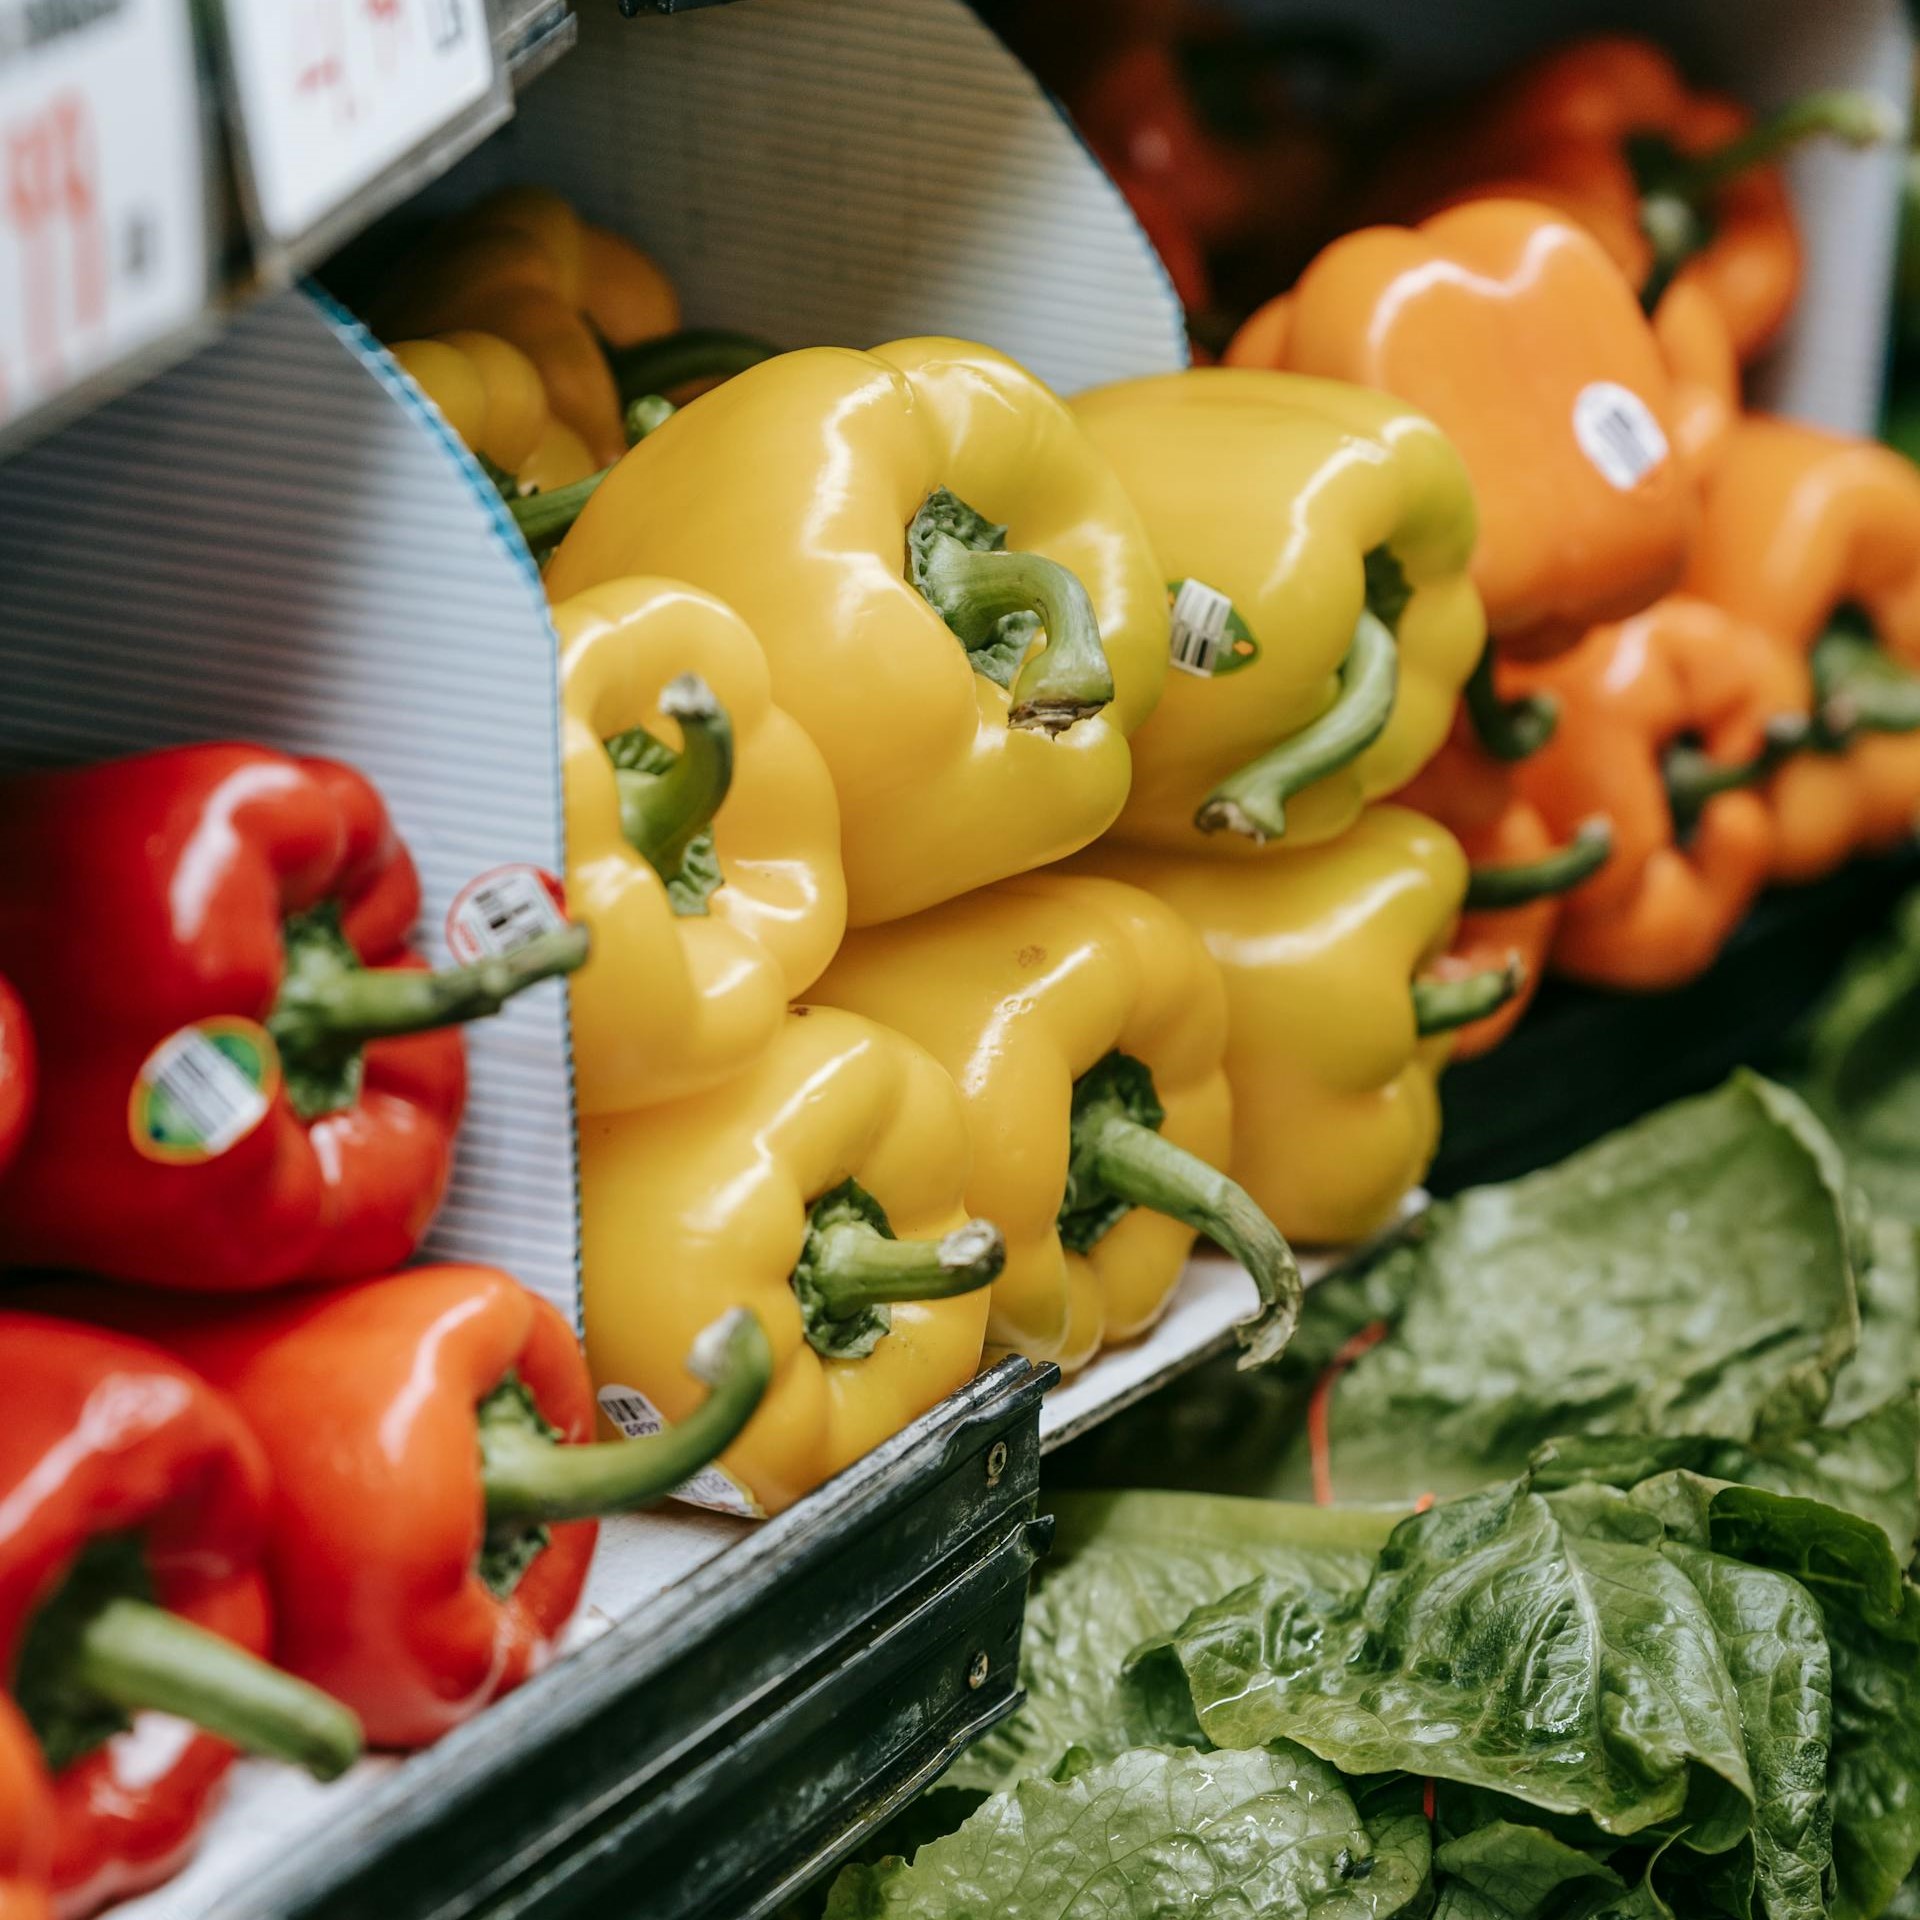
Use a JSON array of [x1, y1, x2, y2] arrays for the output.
[[3, 0, 1915, 1915]]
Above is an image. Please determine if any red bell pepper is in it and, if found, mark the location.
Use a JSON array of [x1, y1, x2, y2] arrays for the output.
[[0, 977, 31, 1182], [0, 745, 586, 1291], [0, 1698, 53, 1920], [0, 1314, 362, 1918], [55, 1267, 772, 1750]]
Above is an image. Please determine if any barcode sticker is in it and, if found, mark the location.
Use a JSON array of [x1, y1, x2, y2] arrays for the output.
[[446, 864, 567, 963], [217, 0, 498, 245], [1169, 576, 1235, 677], [0, 0, 210, 435], [596, 1382, 765, 1519], [128, 1018, 278, 1164], [1572, 382, 1670, 491]]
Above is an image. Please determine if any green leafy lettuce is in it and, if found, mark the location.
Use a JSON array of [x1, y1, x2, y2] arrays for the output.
[[1795, 890, 1920, 1227], [827, 1745, 1431, 1919]]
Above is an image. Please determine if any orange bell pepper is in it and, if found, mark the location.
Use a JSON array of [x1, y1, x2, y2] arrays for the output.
[[1227, 201, 1692, 661], [1354, 34, 1892, 362], [1395, 716, 1611, 1058], [1505, 596, 1811, 989], [1686, 415, 1920, 880]]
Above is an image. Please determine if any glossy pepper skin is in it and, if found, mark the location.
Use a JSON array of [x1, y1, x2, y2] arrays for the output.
[[1076, 807, 1469, 1247], [0, 1699, 52, 1920], [812, 875, 1299, 1374], [1071, 368, 1484, 854], [2, 1316, 278, 1917], [390, 330, 598, 496], [0, 977, 30, 1181], [1358, 35, 1884, 364], [1507, 597, 1808, 988], [1396, 721, 1588, 1059], [1685, 416, 1920, 880], [53, 1269, 596, 1752], [545, 338, 1170, 924], [560, 578, 846, 1112], [0, 745, 579, 1292], [583, 1008, 997, 1516], [1226, 201, 1691, 659], [372, 187, 679, 466]]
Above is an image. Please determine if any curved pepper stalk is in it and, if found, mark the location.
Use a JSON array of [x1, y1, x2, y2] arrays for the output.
[[1464, 817, 1614, 910], [1060, 1052, 1303, 1369], [1812, 626, 1920, 746], [17, 1535, 362, 1782], [506, 392, 679, 553], [1195, 609, 1398, 844], [608, 672, 735, 915], [1637, 89, 1895, 308], [269, 903, 589, 1121], [1463, 641, 1558, 764], [908, 488, 1117, 734], [601, 328, 781, 410], [1411, 960, 1526, 1037], [478, 1309, 773, 1569], [1664, 714, 1809, 840], [792, 1179, 1006, 1361]]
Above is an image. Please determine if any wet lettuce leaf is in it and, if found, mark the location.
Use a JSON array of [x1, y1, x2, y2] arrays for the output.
[[825, 1744, 1431, 1919], [1267, 1074, 1861, 1506], [1796, 890, 1920, 1228], [1427, 1822, 1623, 1919], [950, 1491, 1395, 1794]]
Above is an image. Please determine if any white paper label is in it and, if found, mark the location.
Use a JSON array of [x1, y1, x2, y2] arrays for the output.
[[445, 863, 567, 963], [0, 0, 208, 432], [1572, 382, 1670, 491], [219, 0, 495, 242], [596, 1382, 765, 1520], [1169, 576, 1234, 677]]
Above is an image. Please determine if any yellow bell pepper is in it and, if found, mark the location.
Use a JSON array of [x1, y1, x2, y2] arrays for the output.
[[810, 874, 1301, 1374], [544, 338, 1171, 924], [558, 577, 847, 1112], [1072, 367, 1485, 853], [371, 186, 679, 465], [389, 329, 599, 493], [581, 1006, 1002, 1515], [1074, 807, 1517, 1245]]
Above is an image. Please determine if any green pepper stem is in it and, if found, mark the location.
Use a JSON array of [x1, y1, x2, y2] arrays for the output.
[[1412, 960, 1525, 1036], [1814, 630, 1920, 743], [614, 674, 735, 881], [1194, 609, 1397, 844], [270, 924, 588, 1056], [482, 1310, 772, 1527], [1464, 817, 1613, 909], [806, 1217, 1005, 1319], [917, 536, 1116, 733], [625, 393, 676, 444], [511, 470, 609, 549], [1463, 642, 1557, 763], [1665, 715, 1809, 833], [1078, 1111, 1303, 1369], [603, 328, 780, 408], [69, 1596, 362, 1781], [1678, 90, 1896, 197]]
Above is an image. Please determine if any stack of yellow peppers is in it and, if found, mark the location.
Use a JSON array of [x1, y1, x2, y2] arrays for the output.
[[373, 174, 1917, 1522]]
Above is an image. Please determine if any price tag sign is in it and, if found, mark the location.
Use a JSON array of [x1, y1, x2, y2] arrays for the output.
[[0, 0, 210, 436], [218, 0, 503, 249]]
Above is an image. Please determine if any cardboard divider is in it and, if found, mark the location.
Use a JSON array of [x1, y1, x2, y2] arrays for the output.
[[0, 288, 580, 1319]]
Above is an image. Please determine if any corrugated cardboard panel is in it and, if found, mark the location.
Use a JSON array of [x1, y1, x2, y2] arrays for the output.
[[417, 0, 1190, 394], [0, 289, 579, 1316]]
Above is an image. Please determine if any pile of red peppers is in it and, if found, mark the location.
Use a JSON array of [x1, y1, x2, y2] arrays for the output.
[[0, 745, 771, 1917]]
